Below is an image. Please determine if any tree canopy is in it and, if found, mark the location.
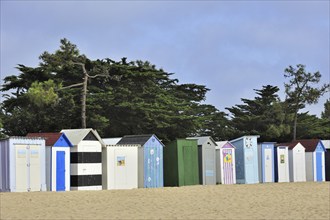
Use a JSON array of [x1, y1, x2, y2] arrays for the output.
[[1, 39, 329, 142]]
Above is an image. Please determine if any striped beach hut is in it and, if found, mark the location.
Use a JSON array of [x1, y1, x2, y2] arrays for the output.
[[322, 140, 330, 181], [230, 135, 260, 184], [116, 134, 164, 188], [215, 141, 236, 184], [61, 128, 105, 190], [27, 133, 73, 191], [0, 137, 46, 192], [187, 136, 217, 185]]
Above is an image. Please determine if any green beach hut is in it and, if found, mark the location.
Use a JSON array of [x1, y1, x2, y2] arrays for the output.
[[164, 139, 199, 186]]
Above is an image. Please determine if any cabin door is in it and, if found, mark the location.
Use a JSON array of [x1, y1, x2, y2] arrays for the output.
[[222, 149, 234, 184], [316, 152, 323, 181], [264, 148, 273, 182], [29, 145, 41, 191], [15, 145, 28, 192], [245, 148, 255, 183], [56, 151, 66, 191], [277, 148, 288, 182], [183, 146, 195, 185]]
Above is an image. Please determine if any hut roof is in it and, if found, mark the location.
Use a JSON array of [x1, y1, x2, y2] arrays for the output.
[[103, 137, 122, 145], [187, 136, 217, 146], [277, 139, 324, 152], [117, 134, 164, 146], [27, 133, 62, 146], [322, 140, 330, 149], [61, 128, 105, 147], [215, 141, 235, 149]]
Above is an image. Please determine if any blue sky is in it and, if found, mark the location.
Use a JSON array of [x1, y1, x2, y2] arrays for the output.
[[1, 1, 329, 117]]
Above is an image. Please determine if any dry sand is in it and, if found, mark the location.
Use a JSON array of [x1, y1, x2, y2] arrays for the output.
[[1, 182, 329, 219]]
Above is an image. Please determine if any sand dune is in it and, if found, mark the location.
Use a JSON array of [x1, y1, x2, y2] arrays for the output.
[[1, 182, 329, 219]]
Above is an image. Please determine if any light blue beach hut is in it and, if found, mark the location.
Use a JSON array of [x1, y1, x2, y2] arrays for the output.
[[258, 142, 275, 183], [116, 134, 164, 188], [230, 135, 260, 184]]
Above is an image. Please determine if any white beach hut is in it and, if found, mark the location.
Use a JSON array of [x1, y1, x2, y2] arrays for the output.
[[0, 137, 46, 192], [322, 140, 330, 181], [102, 144, 139, 190], [61, 128, 105, 190], [215, 141, 236, 184], [285, 142, 306, 182], [258, 142, 275, 183]]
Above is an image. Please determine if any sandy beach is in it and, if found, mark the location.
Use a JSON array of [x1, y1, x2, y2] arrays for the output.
[[1, 182, 329, 219]]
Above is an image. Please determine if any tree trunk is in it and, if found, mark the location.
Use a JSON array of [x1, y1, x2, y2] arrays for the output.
[[293, 111, 297, 141], [81, 67, 88, 129]]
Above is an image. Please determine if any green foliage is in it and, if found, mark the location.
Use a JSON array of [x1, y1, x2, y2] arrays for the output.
[[226, 85, 290, 142], [26, 80, 60, 107], [284, 64, 330, 140]]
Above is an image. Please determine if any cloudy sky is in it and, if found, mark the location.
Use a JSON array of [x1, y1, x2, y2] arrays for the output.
[[1, 1, 329, 116]]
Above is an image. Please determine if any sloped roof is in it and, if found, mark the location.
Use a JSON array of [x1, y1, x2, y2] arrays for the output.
[[187, 136, 217, 146], [322, 140, 330, 149], [103, 137, 122, 145], [61, 128, 105, 146], [27, 133, 62, 146], [277, 139, 324, 152], [215, 141, 235, 149], [117, 134, 164, 146], [230, 135, 260, 143]]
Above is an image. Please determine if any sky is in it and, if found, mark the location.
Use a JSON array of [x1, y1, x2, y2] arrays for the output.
[[1, 1, 329, 117]]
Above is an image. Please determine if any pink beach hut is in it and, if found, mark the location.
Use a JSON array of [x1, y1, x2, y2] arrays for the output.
[[215, 141, 236, 184]]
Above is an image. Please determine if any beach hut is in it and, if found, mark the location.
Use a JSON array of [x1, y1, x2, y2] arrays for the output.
[[27, 133, 73, 191], [116, 134, 164, 188], [230, 135, 260, 184], [164, 139, 199, 186], [215, 141, 236, 184], [274, 145, 290, 182], [102, 144, 139, 190], [0, 137, 46, 192], [258, 142, 275, 183], [186, 136, 217, 185], [322, 140, 330, 181], [61, 128, 105, 191], [296, 139, 326, 182], [284, 142, 306, 182]]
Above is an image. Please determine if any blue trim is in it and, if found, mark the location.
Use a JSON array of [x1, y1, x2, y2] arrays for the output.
[[261, 143, 275, 182], [54, 133, 73, 147]]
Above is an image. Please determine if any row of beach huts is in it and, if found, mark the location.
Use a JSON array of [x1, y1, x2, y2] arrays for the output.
[[0, 128, 329, 192]]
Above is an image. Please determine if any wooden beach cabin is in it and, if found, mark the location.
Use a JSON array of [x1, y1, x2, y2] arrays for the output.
[[187, 136, 217, 185], [215, 141, 236, 184], [0, 137, 46, 192], [322, 140, 330, 181], [164, 139, 199, 187], [102, 144, 139, 190], [61, 128, 105, 190], [230, 135, 260, 184], [27, 133, 73, 191], [296, 139, 326, 182], [274, 145, 290, 182], [116, 134, 164, 188], [258, 142, 275, 183]]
